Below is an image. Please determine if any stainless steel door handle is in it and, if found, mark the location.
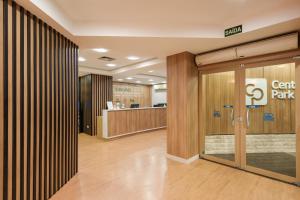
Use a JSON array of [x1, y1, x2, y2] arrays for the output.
[[231, 108, 234, 126], [246, 108, 250, 128]]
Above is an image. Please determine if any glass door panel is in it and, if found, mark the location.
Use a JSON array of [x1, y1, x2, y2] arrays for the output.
[[202, 71, 236, 162], [245, 63, 296, 178]]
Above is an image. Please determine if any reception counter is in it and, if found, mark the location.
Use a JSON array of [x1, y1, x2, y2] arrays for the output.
[[101, 107, 167, 139]]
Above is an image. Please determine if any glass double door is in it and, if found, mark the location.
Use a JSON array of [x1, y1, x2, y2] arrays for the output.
[[200, 61, 299, 184]]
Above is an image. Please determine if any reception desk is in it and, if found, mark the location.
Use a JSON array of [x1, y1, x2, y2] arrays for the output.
[[102, 107, 167, 139]]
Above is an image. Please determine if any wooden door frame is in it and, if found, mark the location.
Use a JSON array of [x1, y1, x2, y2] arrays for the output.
[[198, 49, 300, 184]]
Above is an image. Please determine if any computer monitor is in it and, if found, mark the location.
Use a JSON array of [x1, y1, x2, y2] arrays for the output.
[[130, 103, 139, 108]]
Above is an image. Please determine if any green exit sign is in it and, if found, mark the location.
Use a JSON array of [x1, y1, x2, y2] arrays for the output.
[[225, 25, 242, 37]]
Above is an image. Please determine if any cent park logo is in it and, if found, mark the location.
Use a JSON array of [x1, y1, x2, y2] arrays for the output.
[[246, 78, 267, 106], [246, 78, 295, 106]]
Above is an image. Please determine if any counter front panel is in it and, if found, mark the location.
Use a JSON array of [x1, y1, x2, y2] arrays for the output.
[[102, 107, 166, 138]]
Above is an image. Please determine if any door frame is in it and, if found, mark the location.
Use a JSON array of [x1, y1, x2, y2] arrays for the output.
[[198, 50, 300, 184], [199, 67, 242, 168]]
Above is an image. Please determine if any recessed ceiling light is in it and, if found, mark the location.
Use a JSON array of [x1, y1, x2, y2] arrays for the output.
[[161, 81, 167, 83], [117, 79, 123, 81], [93, 48, 108, 53], [126, 77, 134, 80], [148, 70, 154, 73], [136, 81, 141, 83], [78, 57, 86, 62], [127, 56, 140, 61], [148, 79, 154, 82], [106, 63, 116, 67]]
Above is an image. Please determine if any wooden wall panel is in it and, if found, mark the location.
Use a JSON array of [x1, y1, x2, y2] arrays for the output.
[[92, 74, 113, 136], [79, 75, 92, 134], [107, 108, 166, 137], [0, 1, 3, 200], [0, 1, 78, 199], [203, 63, 295, 135], [204, 71, 235, 135], [79, 74, 112, 136], [113, 82, 152, 108], [167, 52, 199, 159]]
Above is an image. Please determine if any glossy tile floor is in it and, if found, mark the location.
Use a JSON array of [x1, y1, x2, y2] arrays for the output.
[[50, 129, 300, 200]]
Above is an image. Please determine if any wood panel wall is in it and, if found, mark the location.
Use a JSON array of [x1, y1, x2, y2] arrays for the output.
[[79, 75, 92, 134], [107, 108, 166, 137], [202, 63, 295, 135], [203, 71, 235, 135], [79, 74, 112, 136], [167, 52, 199, 159], [246, 63, 295, 134], [91, 74, 113, 136], [0, 1, 79, 200], [113, 82, 152, 108]]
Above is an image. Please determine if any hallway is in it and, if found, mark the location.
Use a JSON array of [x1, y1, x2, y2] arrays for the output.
[[50, 130, 300, 200]]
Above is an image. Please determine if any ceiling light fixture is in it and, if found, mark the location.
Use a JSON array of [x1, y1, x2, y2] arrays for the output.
[[148, 70, 154, 73], [126, 77, 133, 80], [78, 57, 86, 62], [106, 63, 116, 67], [148, 79, 154, 82], [93, 48, 108, 53], [127, 56, 140, 61], [136, 81, 141, 83], [117, 79, 123, 81]]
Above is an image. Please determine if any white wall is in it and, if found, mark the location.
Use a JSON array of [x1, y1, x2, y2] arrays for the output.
[[152, 86, 167, 106]]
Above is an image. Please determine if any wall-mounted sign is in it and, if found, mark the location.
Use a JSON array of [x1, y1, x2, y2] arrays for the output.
[[213, 111, 221, 118], [225, 25, 242, 37], [246, 78, 295, 105], [224, 105, 233, 108], [246, 78, 267, 106], [114, 87, 132, 93], [271, 80, 295, 99], [246, 105, 261, 109], [264, 113, 274, 121]]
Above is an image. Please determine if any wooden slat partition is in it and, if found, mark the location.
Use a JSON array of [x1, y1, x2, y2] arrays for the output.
[[92, 74, 113, 136], [0, 1, 79, 199], [79, 74, 112, 136]]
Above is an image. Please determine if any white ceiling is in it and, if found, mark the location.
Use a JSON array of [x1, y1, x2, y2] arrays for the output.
[[33, 0, 300, 38], [25, 0, 300, 85]]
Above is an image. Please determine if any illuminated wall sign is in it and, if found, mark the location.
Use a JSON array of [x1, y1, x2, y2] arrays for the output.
[[271, 80, 295, 99], [225, 25, 242, 37], [246, 78, 267, 105]]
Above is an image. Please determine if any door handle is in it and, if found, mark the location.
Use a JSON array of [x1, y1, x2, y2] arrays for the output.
[[231, 108, 234, 126], [224, 105, 234, 126], [246, 108, 250, 128]]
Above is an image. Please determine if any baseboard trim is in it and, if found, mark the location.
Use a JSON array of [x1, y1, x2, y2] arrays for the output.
[[166, 154, 199, 164]]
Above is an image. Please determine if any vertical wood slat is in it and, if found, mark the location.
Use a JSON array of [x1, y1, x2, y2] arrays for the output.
[[1, 1, 78, 199], [33, 14, 38, 200], [0, 0, 3, 199], [7, 2, 13, 200]]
